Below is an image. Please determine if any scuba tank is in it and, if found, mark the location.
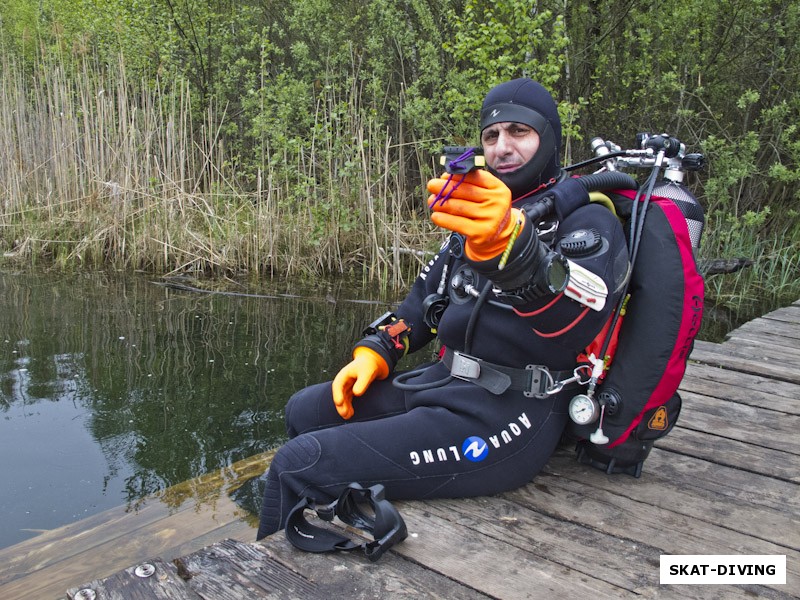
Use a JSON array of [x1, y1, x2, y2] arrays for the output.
[[652, 181, 704, 250]]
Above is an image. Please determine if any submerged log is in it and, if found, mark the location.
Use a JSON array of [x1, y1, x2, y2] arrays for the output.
[[698, 257, 754, 276]]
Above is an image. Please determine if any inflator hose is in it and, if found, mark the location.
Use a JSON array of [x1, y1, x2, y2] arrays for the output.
[[524, 170, 638, 223], [574, 171, 638, 193]]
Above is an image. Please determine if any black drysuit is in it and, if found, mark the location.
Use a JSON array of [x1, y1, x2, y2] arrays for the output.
[[257, 201, 629, 539]]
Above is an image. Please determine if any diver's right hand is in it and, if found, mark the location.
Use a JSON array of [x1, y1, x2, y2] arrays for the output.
[[332, 347, 389, 420], [428, 169, 524, 262]]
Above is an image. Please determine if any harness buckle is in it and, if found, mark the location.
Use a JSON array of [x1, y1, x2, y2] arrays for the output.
[[524, 365, 553, 398], [527, 365, 592, 398], [449, 351, 481, 381]]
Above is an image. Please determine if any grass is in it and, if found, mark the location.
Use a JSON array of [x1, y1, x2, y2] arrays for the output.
[[700, 207, 800, 317]]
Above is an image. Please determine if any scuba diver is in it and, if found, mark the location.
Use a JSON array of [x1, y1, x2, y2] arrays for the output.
[[256, 78, 631, 541]]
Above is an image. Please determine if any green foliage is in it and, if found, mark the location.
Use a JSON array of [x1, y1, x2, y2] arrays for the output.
[[0, 0, 40, 60], [443, 1, 570, 139], [1, 0, 798, 309], [699, 131, 761, 214]]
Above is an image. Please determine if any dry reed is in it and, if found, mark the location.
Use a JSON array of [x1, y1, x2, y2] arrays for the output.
[[0, 53, 438, 289]]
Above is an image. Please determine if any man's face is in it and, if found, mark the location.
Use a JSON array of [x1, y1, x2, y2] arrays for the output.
[[480, 122, 540, 174]]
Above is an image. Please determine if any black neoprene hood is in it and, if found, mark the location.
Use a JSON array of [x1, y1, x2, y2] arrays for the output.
[[480, 78, 562, 199]]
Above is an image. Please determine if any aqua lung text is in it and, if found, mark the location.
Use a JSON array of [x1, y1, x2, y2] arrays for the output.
[[408, 412, 533, 465]]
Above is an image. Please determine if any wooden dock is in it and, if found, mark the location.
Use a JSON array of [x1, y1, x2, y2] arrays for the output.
[[1, 300, 798, 599]]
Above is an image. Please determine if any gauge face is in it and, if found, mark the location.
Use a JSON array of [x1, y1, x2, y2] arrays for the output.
[[546, 254, 570, 294], [569, 394, 599, 425]]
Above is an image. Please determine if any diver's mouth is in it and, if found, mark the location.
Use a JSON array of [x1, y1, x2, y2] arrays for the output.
[[494, 163, 520, 174]]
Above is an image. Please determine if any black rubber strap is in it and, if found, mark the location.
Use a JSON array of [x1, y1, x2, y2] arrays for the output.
[[284, 484, 408, 562], [285, 497, 360, 554]]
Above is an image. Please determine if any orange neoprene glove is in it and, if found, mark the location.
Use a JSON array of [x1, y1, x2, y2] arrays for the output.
[[427, 169, 526, 262], [331, 346, 390, 420]]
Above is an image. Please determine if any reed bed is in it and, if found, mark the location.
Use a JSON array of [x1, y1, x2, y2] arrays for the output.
[[0, 54, 438, 289], [2, 52, 798, 312], [702, 208, 800, 314]]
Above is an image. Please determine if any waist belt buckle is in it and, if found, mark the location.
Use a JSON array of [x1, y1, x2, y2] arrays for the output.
[[449, 351, 481, 381], [524, 365, 551, 399]]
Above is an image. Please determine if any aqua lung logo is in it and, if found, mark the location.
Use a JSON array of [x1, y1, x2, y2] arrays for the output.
[[418, 252, 442, 282], [408, 412, 532, 466], [462, 436, 489, 462]]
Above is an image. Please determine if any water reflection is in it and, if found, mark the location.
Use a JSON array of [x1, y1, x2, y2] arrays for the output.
[[0, 270, 401, 549], [0, 269, 770, 550]]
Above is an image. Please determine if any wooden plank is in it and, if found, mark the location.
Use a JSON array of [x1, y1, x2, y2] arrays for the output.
[[643, 445, 800, 512], [759, 305, 800, 325], [677, 390, 800, 455], [66, 558, 195, 600], [0, 490, 247, 581], [696, 340, 800, 374], [177, 537, 492, 600], [729, 320, 800, 343], [159, 518, 256, 566], [179, 539, 319, 600], [505, 467, 799, 598], [0, 499, 177, 584], [681, 362, 800, 414], [0, 452, 270, 599], [656, 426, 800, 484], [0, 500, 201, 586], [401, 492, 745, 599], [690, 340, 800, 383], [0, 450, 270, 579], [561, 440, 800, 513], [391, 501, 639, 599], [529, 463, 800, 566], [719, 335, 800, 366], [0, 493, 255, 600], [544, 448, 799, 550], [733, 326, 800, 348]]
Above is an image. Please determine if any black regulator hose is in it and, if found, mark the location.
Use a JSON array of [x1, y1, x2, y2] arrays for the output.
[[524, 170, 639, 222], [392, 280, 494, 392], [574, 171, 638, 192]]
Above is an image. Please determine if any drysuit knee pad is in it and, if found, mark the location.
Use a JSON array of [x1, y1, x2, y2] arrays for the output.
[[273, 434, 323, 475]]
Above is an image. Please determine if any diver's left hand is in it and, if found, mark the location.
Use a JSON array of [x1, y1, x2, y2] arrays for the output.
[[427, 169, 524, 262], [331, 346, 389, 420]]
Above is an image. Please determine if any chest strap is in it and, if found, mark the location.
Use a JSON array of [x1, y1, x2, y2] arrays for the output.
[[441, 347, 577, 398]]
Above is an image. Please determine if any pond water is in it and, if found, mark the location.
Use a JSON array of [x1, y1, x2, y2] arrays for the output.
[[0, 270, 409, 549], [0, 268, 761, 550]]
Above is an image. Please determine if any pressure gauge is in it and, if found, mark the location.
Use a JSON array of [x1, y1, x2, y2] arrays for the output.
[[568, 394, 600, 425]]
